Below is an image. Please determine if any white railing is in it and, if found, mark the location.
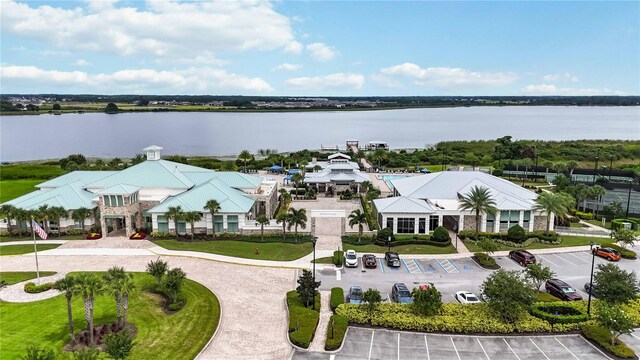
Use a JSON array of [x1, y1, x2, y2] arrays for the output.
[[555, 226, 611, 238]]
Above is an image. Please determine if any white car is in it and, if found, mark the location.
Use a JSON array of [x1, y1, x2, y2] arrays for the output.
[[344, 250, 358, 268], [455, 291, 481, 304]]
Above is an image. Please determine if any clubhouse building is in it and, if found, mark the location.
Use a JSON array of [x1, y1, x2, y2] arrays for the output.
[[1, 146, 278, 237], [372, 171, 552, 235], [304, 152, 370, 193]]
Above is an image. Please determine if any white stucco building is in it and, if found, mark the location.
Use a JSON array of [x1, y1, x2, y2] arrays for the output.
[[303, 152, 369, 193]]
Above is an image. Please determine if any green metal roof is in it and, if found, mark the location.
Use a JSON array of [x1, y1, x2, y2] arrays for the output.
[[148, 178, 254, 214]]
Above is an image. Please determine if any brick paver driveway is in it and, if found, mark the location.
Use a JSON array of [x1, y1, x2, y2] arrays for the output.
[[0, 254, 296, 360]]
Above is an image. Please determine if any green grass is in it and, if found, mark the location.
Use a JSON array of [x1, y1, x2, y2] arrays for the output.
[[312, 256, 334, 264], [153, 239, 313, 261], [586, 219, 611, 229], [0, 164, 67, 180], [0, 179, 41, 203], [0, 272, 57, 285], [0, 273, 220, 360], [463, 235, 615, 252], [569, 222, 587, 228], [0, 244, 61, 256], [343, 243, 457, 254], [0, 234, 85, 243]]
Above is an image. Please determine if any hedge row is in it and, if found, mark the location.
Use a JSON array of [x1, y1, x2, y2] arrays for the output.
[[473, 253, 497, 268], [24, 282, 53, 294], [582, 323, 636, 359], [287, 291, 320, 349], [333, 251, 344, 266], [151, 232, 313, 244], [325, 315, 349, 351], [530, 302, 589, 324], [458, 230, 559, 243], [611, 218, 640, 231], [330, 288, 344, 312], [535, 292, 561, 302], [574, 211, 594, 220], [607, 244, 637, 260]]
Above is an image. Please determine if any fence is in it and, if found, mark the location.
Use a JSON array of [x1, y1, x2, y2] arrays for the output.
[[554, 226, 611, 238]]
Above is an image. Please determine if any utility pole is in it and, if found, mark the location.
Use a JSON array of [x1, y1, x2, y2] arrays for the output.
[[626, 179, 633, 218], [593, 147, 601, 184]]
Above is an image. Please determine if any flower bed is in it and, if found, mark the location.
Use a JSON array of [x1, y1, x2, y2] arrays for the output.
[[582, 323, 636, 359], [530, 302, 588, 324], [325, 315, 348, 351], [86, 232, 102, 240], [24, 282, 53, 294]]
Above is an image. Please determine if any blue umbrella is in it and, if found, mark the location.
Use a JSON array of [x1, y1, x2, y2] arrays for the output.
[[288, 169, 300, 175], [420, 168, 431, 173]]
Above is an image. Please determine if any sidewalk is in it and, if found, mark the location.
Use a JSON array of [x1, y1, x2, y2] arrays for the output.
[[308, 290, 331, 352], [0, 240, 68, 246]]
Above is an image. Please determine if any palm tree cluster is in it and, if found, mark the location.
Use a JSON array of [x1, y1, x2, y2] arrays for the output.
[[275, 207, 308, 242], [0, 204, 93, 237], [53, 267, 136, 348], [458, 185, 498, 236], [164, 206, 201, 241], [145, 259, 186, 306]]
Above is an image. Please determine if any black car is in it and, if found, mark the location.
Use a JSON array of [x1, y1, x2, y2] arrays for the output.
[[362, 254, 377, 268], [545, 279, 582, 301], [509, 250, 537, 266], [584, 282, 598, 297], [385, 252, 400, 267]]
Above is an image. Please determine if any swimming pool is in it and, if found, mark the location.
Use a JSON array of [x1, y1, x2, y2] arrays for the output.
[[378, 175, 409, 191]]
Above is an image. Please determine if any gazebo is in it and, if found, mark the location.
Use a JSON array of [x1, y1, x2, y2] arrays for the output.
[[268, 165, 283, 174]]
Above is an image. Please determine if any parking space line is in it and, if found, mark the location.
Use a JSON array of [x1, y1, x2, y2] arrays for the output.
[[387, 293, 391, 302], [555, 337, 580, 360], [436, 258, 459, 273], [476, 338, 490, 360], [632, 333, 640, 340], [414, 259, 424, 273], [368, 331, 375, 360], [552, 253, 578, 266], [397, 333, 400, 360], [402, 259, 411, 272], [424, 336, 430, 360], [450, 337, 462, 360], [538, 255, 560, 267], [529, 338, 550, 360], [336, 270, 341, 281], [566, 252, 591, 263], [379, 259, 385, 272], [503, 338, 521, 360], [329, 355, 335, 360]]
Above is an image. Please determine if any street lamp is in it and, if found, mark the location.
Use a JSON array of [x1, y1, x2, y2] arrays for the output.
[[587, 241, 600, 316], [387, 235, 391, 252], [626, 179, 634, 218], [312, 236, 317, 310]]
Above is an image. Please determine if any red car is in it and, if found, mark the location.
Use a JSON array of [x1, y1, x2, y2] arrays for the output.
[[509, 250, 537, 266], [592, 247, 621, 261], [129, 232, 147, 240], [86, 232, 102, 240], [362, 254, 377, 268]]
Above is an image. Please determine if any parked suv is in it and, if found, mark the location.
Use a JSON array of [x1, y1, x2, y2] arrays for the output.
[[509, 250, 536, 266], [391, 283, 413, 304], [344, 250, 358, 268], [545, 279, 582, 301], [385, 252, 401, 267], [592, 247, 621, 261]]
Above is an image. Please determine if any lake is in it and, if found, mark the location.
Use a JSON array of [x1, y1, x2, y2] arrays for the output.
[[1, 106, 639, 161]]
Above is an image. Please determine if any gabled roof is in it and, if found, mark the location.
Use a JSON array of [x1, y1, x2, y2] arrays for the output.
[[85, 160, 207, 189], [37, 171, 117, 189], [97, 184, 141, 195], [148, 178, 254, 214], [373, 196, 435, 214], [143, 145, 163, 151], [328, 152, 351, 160], [4, 180, 96, 210], [304, 169, 369, 184]]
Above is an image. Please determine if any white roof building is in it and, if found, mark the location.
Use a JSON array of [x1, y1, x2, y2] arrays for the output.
[[304, 152, 368, 193]]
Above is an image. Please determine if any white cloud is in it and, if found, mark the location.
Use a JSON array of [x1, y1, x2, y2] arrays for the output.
[[379, 63, 517, 87], [520, 84, 626, 96], [0, 65, 274, 93], [370, 74, 404, 89], [543, 73, 579, 83], [306, 43, 336, 62], [73, 59, 91, 66], [284, 41, 303, 54], [285, 73, 364, 90], [273, 63, 302, 72], [1, 1, 299, 59]]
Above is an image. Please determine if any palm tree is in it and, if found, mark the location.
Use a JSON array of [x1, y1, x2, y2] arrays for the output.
[[291, 173, 304, 199], [103, 266, 126, 326], [589, 185, 606, 214], [287, 207, 307, 241], [48, 206, 67, 238], [238, 150, 252, 172], [53, 275, 77, 343], [37, 205, 51, 233], [348, 209, 368, 242], [120, 276, 136, 326], [13, 208, 30, 237], [130, 153, 145, 165], [75, 273, 104, 346], [204, 200, 221, 239], [361, 181, 372, 193], [299, 159, 308, 176], [72, 208, 91, 235], [279, 188, 291, 208], [182, 211, 202, 241], [165, 206, 184, 240], [256, 215, 269, 241], [0, 204, 17, 235], [458, 185, 498, 237], [533, 192, 572, 233], [276, 212, 288, 240]]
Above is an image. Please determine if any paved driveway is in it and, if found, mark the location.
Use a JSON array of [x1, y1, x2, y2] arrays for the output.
[[293, 327, 610, 360], [0, 254, 295, 360]]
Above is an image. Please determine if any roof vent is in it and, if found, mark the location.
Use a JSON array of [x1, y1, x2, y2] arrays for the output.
[[143, 145, 163, 161]]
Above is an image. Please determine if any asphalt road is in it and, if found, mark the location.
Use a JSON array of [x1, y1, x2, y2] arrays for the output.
[[314, 249, 639, 303]]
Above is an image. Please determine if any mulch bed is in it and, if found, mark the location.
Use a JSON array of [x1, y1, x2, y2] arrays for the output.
[[64, 322, 137, 352]]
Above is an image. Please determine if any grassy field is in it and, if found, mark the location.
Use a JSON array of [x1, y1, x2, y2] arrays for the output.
[[153, 239, 313, 261], [463, 235, 615, 252], [343, 243, 457, 254], [0, 179, 41, 203], [0, 272, 57, 285], [0, 273, 220, 360], [312, 256, 334, 264], [0, 244, 61, 256], [0, 234, 85, 243], [0, 164, 67, 180]]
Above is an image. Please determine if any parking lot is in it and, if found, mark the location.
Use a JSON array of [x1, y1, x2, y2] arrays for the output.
[[293, 327, 611, 359], [315, 250, 638, 304]]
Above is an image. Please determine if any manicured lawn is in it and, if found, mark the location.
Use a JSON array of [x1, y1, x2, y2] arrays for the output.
[[343, 243, 457, 254], [0, 234, 86, 243], [0, 179, 41, 203], [586, 219, 611, 229], [153, 239, 313, 261], [0, 244, 60, 256], [463, 235, 614, 252], [312, 256, 334, 264], [0, 272, 57, 285], [0, 273, 220, 360]]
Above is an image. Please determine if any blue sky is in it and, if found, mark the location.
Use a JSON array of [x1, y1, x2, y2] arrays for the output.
[[1, 0, 638, 96]]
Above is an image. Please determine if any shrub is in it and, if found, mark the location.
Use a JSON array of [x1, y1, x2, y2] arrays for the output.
[[24, 282, 53, 294], [150, 231, 172, 239], [330, 287, 344, 312], [530, 302, 588, 324], [376, 227, 395, 241], [432, 226, 451, 243], [104, 329, 134, 360], [535, 292, 561, 302], [21, 346, 57, 360], [474, 253, 497, 268], [287, 290, 319, 349], [582, 323, 636, 359], [575, 211, 594, 220], [507, 225, 526, 243], [324, 315, 348, 351], [332, 251, 344, 266], [342, 234, 374, 245], [607, 244, 637, 259], [611, 218, 640, 231]]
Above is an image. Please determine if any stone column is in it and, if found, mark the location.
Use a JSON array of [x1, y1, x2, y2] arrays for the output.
[[414, 218, 419, 234], [480, 214, 487, 232], [494, 211, 501, 233], [311, 217, 316, 236], [437, 215, 443, 228], [518, 210, 524, 227], [549, 213, 555, 231], [100, 215, 107, 236], [340, 217, 346, 236]]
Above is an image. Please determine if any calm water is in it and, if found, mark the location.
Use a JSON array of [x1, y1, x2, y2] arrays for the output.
[[1, 106, 638, 161]]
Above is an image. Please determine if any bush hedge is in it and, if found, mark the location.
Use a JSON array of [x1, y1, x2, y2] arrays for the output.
[[611, 218, 640, 231], [287, 290, 320, 349], [333, 251, 344, 266], [574, 211, 594, 220], [607, 244, 637, 260], [432, 226, 451, 243], [330, 287, 344, 312], [24, 282, 53, 294], [458, 230, 559, 243], [530, 302, 588, 324], [535, 292, 561, 302], [342, 234, 375, 245], [582, 323, 636, 359], [507, 225, 526, 243], [325, 315, 349, 351], [473, 253, 497, 269]]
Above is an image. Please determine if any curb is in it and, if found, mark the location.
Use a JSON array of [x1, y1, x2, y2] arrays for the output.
[[194, 287, 224, 360]]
